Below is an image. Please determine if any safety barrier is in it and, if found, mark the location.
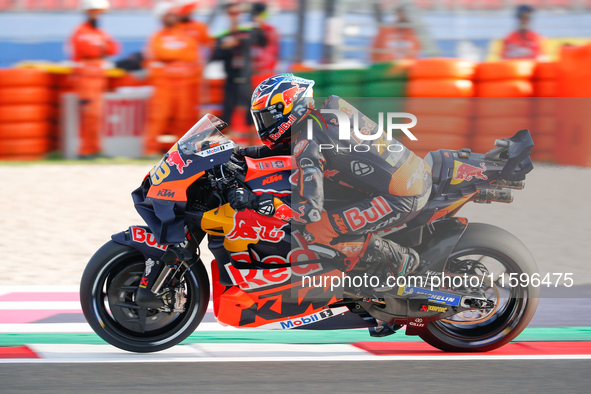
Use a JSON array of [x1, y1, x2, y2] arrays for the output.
[[402, 59, 475, 158], [0, 68, 53, 160]]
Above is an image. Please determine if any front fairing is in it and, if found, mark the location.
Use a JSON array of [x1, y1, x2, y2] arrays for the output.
[[133, 114, 234, 244]]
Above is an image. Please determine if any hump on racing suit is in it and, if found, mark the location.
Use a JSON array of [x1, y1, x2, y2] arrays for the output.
[[292, 95, 432, 215]]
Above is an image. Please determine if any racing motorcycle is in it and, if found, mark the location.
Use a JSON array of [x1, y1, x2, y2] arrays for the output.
[[80, 113, 539, 353]]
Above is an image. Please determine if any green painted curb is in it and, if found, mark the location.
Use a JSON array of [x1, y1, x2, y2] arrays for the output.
[[0, 327, 590, 346]]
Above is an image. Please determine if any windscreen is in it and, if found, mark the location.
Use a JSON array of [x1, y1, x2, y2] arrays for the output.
[[178, 114, 230, 156]]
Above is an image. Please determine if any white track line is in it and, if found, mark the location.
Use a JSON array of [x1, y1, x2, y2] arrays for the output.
[[0, 302, 82, 310], [0, 322, 238, 333], [2, 354, 591, 364], [0, 286, 80, 295]]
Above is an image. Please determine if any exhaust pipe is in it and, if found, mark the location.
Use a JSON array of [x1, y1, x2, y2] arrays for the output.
[[490, 179, 525, 190], [473, 188, 514, 204]]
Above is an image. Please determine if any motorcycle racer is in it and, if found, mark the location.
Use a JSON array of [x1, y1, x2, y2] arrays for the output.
[[228, 74, 431, 290]]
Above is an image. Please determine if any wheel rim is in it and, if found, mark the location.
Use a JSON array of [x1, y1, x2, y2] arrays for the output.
[[90, 250, 201, 344], [430, 247, 530, 346]]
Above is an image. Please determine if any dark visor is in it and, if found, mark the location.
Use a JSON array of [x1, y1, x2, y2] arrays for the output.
[[252, 109, 281, 133]]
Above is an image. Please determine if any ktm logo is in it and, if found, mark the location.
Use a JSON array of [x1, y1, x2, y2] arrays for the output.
[[262, 174, 283, 185], [157, 189, 175, 198]]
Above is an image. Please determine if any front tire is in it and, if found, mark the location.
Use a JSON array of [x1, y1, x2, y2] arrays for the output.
[[80, 241, 210, 353], [419, 223, 539, 352]]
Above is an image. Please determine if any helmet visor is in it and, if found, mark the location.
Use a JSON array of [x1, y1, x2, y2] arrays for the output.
[[251, 108, 281, 133]]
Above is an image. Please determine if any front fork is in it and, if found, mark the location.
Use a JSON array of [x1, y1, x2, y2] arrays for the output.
[[135, 232, 203, 309]]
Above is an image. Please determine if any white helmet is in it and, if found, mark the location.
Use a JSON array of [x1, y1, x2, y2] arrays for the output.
[[80, 0, 110, 10], [153, 1, 177, 18]]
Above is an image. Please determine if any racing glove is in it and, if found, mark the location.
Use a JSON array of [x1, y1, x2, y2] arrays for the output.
[[227, 188, 275, 217]]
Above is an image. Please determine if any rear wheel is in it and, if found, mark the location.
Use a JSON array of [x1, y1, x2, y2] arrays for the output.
[[419, 223, 539, 352], [80, 241, 209, 353]]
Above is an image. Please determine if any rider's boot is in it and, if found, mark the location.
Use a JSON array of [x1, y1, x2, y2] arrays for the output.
[[360, 233, 420, 291]]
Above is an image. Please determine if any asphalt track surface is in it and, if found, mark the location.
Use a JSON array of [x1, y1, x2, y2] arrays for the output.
[[2, 360, 591, 393], [2, 287, 591, 393]]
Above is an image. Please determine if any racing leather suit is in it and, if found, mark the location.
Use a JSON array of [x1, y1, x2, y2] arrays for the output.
[[241, 96, 432, 274]]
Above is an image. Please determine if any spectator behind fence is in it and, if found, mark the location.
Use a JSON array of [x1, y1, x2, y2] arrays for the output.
[[68, 0, 120, 158], [371, 5, 420, 63], [143, 1, 199, 156], [251, 2, 280, 75], [501, 4, 546, 60], [210, 1, 267, 145]]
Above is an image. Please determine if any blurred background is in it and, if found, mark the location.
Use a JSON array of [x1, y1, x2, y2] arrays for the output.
[[0, 0, 591, 165]]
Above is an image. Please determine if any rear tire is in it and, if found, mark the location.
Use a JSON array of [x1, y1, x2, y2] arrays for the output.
[[80, 241, 209, 353], [419, 223, 539, 352]]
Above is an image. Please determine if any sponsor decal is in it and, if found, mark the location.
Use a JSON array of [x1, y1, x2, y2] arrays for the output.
[[324, 169, 339, 179], [274, 204, 305, 223], [409, 317, 425, 327], [406, 160, 425, 190], [307, 209, 321, 222], [419, 304, 447, 313], [343, 196, 393, 232], [270, 114, 297, 141], [262, 174, 283, 185], [332, 214, 349, 234], [166, 150, 192, 175], [225, 252, 322, 290], [150, 160, 171, 186], [196, 142, 233, 157], [226, 212, 288, 243], [416, 191, 429, 210], [351, 161, 374, 177], [144, 258, 155, 276], [386, 149, 405, 167], [397, 286, 461, 306], [130, 227, 168, 251], [156, 189, 175, 198], [139, 277, 149, 289], [278, 85, 306, 112], [293, 140, 308, 156], [299, 157, 314, 169], [451, 161, 488, 184], [257, 160, 285, 170], [280, 309, 334, 329]]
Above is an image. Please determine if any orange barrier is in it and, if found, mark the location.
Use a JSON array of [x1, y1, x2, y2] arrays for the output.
[[0, 68, 53, 87], [405, 97, 472, 117], [408, 58, 475, 80], [475, 117, 532, 136], [476, 80, 533, 97], [406, 59, 475, 155], [0, 122, 50, 139], [0, 138, 50, 156], [474, 97, 532, 117], [0, 87, 55, 105], [474, 60, 535, 81], [401, 133, 467, 156], [407, 79, 474, 97], [0, 68, 54, 160]]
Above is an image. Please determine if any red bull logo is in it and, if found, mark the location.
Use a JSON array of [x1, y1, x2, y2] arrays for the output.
[[227, 211, 288, 243], [452, 161, 488, 185], [271, 84, 306, 115], [166, 150, 193, 175], [273, 204, 306, 224], [324, 169, 339, 179]]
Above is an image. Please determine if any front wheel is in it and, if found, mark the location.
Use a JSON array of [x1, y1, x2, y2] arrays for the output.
[[419, 223, 539, 352], [80, 241, 210, 353]]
